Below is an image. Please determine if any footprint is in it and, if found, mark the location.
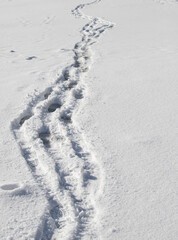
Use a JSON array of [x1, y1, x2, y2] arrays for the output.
[[81, 66, 89, 72], [74, 51, 83, 58], [39, 132, 51, 148], [84, 171, 97, 181], [50, 205, 63, 228], [44, 89, 52, 99], [74, 60, 81, 68], [64, 81, 78, 90], [99, 29, 105, 34], [84, 55, 90, 60], [1, 183, 19, 191], [19, 115, 31, 126], [73, 89, 83, 99], [83, 171, 97, 186], [0, 183, 31, 196], [48, 103, 62, 113], [60, 112, 72, 124], [26, 56, 37, 60], [63, 69, 70, 81], [74, 43, 82, 49]]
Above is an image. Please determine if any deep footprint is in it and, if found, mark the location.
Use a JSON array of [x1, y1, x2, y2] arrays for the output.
[[39, 132, 51, 148], [48, 103, 62, 113]]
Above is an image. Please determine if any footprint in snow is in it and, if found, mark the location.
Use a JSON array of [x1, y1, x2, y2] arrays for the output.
[[26, 56, 37, 60], [19, 115, 32, 126], [63, 69, 70, 81], [73, 89, 84, 99], [50, 203, 63, 228], [48, 103, 62, 113], [0, 183, 30, 196], [1, 183, 19, 191], [60, 112, 72, 124], [44, 88, 52, 99], [64, 81, 78, 90], [39, 132, 51, 148], [74, 60, 81, 68]]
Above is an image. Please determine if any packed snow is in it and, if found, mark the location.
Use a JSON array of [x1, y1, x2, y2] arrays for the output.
[[0, 0, 178, 239]]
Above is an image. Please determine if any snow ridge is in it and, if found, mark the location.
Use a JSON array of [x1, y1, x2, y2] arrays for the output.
[[11, 0, 114, 239]]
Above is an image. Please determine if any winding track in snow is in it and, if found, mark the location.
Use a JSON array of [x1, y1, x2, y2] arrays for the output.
[[11, 0, 114, 239]]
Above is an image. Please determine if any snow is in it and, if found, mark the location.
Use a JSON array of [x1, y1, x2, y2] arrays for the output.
[[0, 0, 178, 239]]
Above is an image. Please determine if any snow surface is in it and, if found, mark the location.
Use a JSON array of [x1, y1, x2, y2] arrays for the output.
[[0, 0, 178, 239]]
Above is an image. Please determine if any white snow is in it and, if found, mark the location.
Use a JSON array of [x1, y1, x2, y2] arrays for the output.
[[0, 0, 178, 239]]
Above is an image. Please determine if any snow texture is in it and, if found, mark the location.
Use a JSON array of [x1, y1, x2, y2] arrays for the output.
[[0, 0, 178, 239]]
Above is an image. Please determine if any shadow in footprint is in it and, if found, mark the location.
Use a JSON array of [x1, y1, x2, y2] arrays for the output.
[[84, 171, 97, 182], [60, 113, 72, 124], [48, 103, 61, 113], [71, 141, 89, 159], [0, 183, 30, 196], [44, 89, 52, 100], [26, 56, 37, 60], [73, 89, 83, 99], [84, 55, 90, 60], [64, 81, 78, 90], [74, 43, 81, 50], [35, 199, 63, 240], [81, 66, 89, 72], [74, 60, 81, 68], [39, 132, 51, 148], [1, 183, 19, 191], [19, 115, 31, 126], [50, 203, 63, 228], [63, 69, 70, 81]]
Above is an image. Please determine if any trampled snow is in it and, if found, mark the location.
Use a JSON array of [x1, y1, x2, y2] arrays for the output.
[[0, 0, 178, 239]]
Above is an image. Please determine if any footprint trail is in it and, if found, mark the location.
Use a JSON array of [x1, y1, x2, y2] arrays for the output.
[[11, 0, 114, 239]]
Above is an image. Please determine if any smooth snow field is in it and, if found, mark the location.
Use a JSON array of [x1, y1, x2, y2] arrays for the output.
[[0, 0, 178, 239]]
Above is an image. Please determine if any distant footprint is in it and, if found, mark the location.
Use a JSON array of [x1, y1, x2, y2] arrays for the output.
[[43, 16, 56, 25], [26, 56, 37, 61]]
